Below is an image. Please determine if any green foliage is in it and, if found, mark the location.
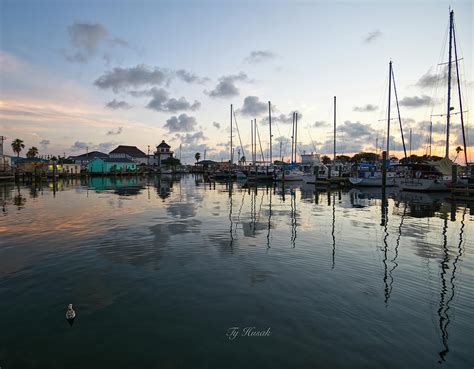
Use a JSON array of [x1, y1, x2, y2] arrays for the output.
[[162, 156, 181, 167], [11, 138, 25, 157], [335, 155, 350, 163], [26, 146, 39, 158], [350, 152, 380, 163], [321, 155, 332, 164]]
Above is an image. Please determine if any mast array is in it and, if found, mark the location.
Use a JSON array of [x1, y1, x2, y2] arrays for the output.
[[387, 61, 392, 159], [333, 96, 336, 161], [445, 10, 453, 159]]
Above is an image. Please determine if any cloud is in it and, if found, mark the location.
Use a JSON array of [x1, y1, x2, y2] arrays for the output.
[[399, 95, 433, 108], [70, 141, 89, 151], [364, 30, 382, 43], [94, 64, 169, 92], [105, 99, 132, 110], [106, 126, 123, 136], [70, 140, 118, 153], [353, 104, 378, 112], [416, 120, 445, 134], [175, 69, 209, 84], [207, 72, 250, 98], [39, 139, 50, 149], [96, 142, 117, 153], [94, 65, 209, 92], [239, 96, 267, 116], [261, 111, 303, 125], [313, 121, 328, 128], [110, 37, 129, 48], [213, 122, 221, 129], [244, 50, 276, 63], [66, 22, 108, 63], [175, 131, 207, 145], [338, 120, 373, 137], [415, 65, 454, 89], [141, 87, 200, 112], [164, 114, 197, 132]]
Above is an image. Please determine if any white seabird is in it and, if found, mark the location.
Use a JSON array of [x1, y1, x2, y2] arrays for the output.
[[66, 303, 76, 320]]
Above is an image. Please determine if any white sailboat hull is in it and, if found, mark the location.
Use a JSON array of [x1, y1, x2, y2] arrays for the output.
[[398, 178, 451, 192], [349, 177, 396, 187], [275, 174, 303, 181]]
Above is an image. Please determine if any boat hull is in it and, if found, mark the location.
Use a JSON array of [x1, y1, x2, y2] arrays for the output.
[[349, 177, 396, 187], [398, 178, 451, 192], [275, 174, 303, 181]]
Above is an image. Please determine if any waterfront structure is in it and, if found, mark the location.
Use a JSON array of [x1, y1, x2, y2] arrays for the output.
[[87, 158, 136, 173], [69, 151, 109, 170], [109, 145, 148, 166], [0, 136, 12, 174], [15, 158, 50, 174], [149, 141, 173, 168], [58, 159, 81, 175], [0, 155, 11, 172]]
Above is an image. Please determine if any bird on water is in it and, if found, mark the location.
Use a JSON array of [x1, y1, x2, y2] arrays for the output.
[[66, 303, 76, 326]]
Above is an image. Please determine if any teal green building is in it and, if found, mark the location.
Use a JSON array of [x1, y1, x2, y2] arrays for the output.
[[88, 158, 137, 173]]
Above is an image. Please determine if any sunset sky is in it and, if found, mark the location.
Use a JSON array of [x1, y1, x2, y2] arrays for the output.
[[1, 0, 472, 164]]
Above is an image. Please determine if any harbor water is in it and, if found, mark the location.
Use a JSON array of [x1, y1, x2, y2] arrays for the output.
[[0, 175, 473, 369]]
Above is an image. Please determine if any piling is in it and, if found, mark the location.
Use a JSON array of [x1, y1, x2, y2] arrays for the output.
[[451, 164, 457, 185]]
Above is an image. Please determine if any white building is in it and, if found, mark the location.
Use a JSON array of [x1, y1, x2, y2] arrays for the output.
[[109, 145, 149, 166], [149, 141, 173, 168]]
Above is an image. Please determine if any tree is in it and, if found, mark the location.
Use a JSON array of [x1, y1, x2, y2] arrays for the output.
[[11, 138, 25, 157], [321, 155, 331, 164], [162, 157, 181, 167], [454, 146, 463, 162], [195, 152, 201, 163], [350, 152, 380, 163], [335, 155, 350, 164], [26, 147, 39, 158]]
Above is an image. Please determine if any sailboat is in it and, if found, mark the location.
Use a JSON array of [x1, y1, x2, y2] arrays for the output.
[[275, 112, 305, 181], [399, 10, 468, 192], [350, 61, 405, 187], [302, 96, 351, 185], [246, 103, 274, 181]]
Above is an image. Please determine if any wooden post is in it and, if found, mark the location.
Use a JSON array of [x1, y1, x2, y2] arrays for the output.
[[452, 164, 457, 185], [382, 151, 387, 189]]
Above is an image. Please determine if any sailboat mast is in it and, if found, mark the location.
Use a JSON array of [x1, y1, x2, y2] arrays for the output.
[[333, 96, 336, 161], [452, 17, 468, 164], [291, 112, 295, 163], [250, 119, 254, 165], [445, 10, 454, 159], [295, 112, 298, 163], [391, 65, 407, 158], [268, 101, 272, 166], [387, 61, 392, 159], [409, 128, 412, 161], [429, 121, 433, 157], [254, 119, 257, 165], [230, 104, 233, 165]]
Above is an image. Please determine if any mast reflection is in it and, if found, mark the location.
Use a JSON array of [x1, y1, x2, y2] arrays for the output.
[[437, 207, 466, 363], [331, 192, 336, 269], [290, 189, 297, 248]]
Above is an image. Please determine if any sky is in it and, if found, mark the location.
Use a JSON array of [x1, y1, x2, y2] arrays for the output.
[[0, 0, 473, 164]]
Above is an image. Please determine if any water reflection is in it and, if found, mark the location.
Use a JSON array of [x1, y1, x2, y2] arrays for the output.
[[0, 176, 472, 368], [437, 207, 467, 364]]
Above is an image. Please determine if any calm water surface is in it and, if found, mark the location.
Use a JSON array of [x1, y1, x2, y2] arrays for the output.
[[0, 175, 473, 369]]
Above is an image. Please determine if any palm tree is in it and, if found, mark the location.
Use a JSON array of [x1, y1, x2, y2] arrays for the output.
[[11, 138, 25, 157], [454, 146, 463, 162], [26, 146, 39, 158], [195, 152, 201, 163]]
